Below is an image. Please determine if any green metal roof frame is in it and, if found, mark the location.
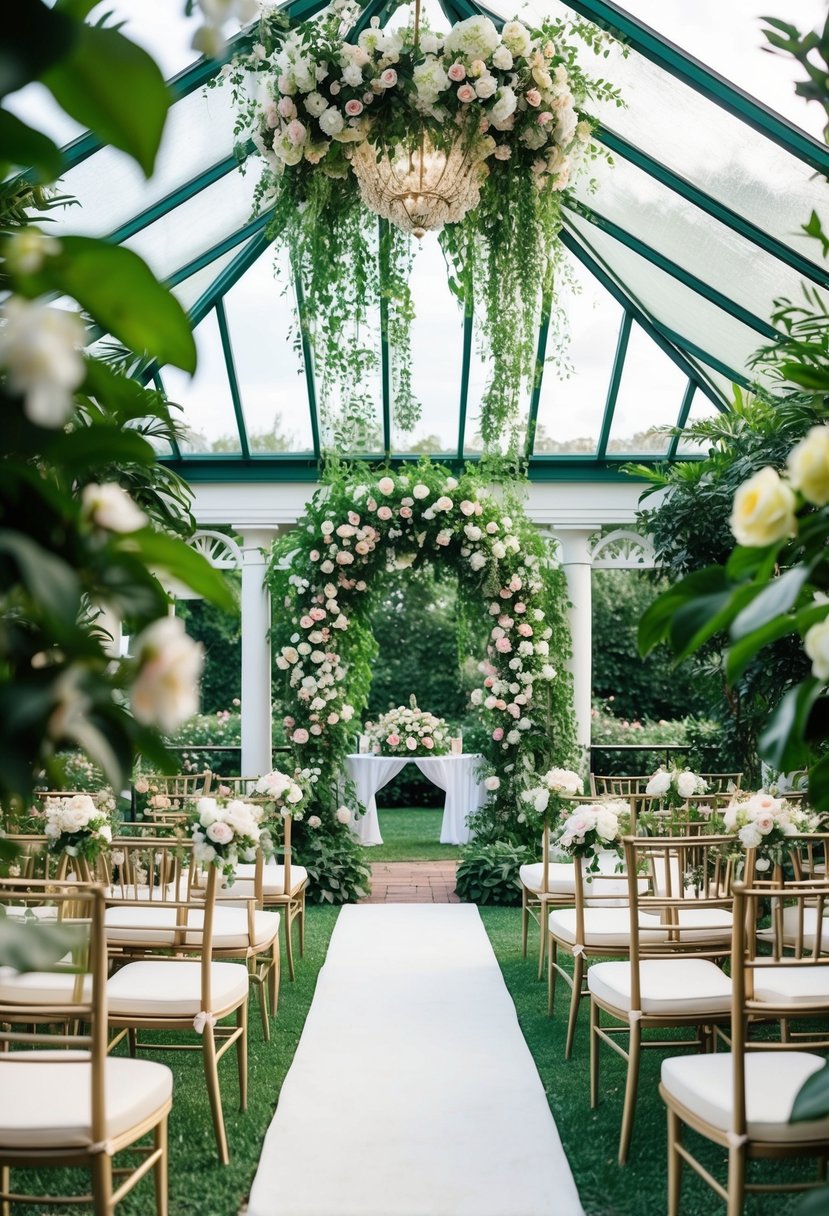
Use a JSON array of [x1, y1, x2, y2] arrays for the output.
[[46, 0, 826, 479]]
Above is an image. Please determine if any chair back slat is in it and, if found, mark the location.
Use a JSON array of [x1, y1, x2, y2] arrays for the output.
[[590, 775, 652, 797]]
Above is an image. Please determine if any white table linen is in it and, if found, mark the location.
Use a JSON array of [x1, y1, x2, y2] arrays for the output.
[[345, 754, 485, 846]]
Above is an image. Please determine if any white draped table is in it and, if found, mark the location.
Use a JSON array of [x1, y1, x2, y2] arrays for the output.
[[345, 754, 486, 847]]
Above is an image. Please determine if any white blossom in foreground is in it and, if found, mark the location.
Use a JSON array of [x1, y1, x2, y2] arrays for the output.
[[81, 483, 148, 533], [131, 616, 204, 734], [0, 296, 86, 427]]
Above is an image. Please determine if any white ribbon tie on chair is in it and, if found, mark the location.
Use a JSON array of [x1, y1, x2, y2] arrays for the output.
[[193, 1010, 217, 1034]]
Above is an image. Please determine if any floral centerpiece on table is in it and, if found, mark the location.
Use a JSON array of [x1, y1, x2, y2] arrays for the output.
[[723, 791, 821, 872], [645, 766, 708, 809], [550, 799, 631, 871], [189, 797, 271, 883], [42, 794, 113, 863], [367, 696, 450, 756], [223, 3, 621, 449]]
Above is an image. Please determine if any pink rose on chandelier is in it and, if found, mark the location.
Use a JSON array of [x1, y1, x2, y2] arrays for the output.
[[380, 69, 398, 88], [448, 62, 466, 81], [344, 99, 363, 117], [457, 84, 476, 103]]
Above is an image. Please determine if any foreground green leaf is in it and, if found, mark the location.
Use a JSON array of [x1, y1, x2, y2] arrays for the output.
[[0, 918, 84, 973], [758, 679, 823, 769], [0, 108, 63, 182], [41, 20, 170, 177]]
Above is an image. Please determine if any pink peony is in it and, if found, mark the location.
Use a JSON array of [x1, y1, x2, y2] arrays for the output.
[[492, 727, 504, 741], [448, 62, 466, 82], [517, 623, 533, 637], [345, 99, 364, 117], [423, 737, 434, 749], [514, 601, 526, 613], [457, 84, 476, 103], [292, 728, 310, 744], [387, 734, 400, 747], [300, 615, 314, 628], [495, 636, 512, 653], [525, 88, 541, 107]]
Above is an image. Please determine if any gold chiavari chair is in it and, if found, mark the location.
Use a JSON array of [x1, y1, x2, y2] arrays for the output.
[[590, 775, 652, 797], [139, 773, 211, 830], [103, 855, 251, 1165], [699, 772, 743, 794], [588, 835, 737, 1164], [0, 879, 172, 1216], [660, 874, 829, 1215], [210, 776, 261, 797], [231, 812, 308, 982], [150, 773, 212, 799]]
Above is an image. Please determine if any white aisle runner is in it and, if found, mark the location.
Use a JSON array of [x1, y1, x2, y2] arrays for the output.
[[247, 905, 583, 1216]]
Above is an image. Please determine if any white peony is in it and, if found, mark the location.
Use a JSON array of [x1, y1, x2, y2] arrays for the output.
[[676, 769, 703, 799], [484, 775, 500, 791], [81, 482, 148, 533], [490, 86, 517, 125], [336, 805, 352, 824], [413, 483, 430, 499], [445, 15, 500, 59], [319, 106, 345, 136], [646, 768, 672, 797], [492, 44, 513, 70], [131, 616, 204, 734], [304, 91, 329, 117], [412, 55, 450, 103], [500, 20, 532, 56], [738, 823, 763, 850], [729, 466, 797, 548]]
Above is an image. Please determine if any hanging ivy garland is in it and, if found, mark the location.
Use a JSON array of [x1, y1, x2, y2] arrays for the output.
[[266, 459, 578, 850], [222, 1, 622, 452]]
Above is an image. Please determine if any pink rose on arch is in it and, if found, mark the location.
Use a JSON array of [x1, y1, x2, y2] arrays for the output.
[[366, 498, 377, 512], [499, 588, 513, 600], [514, 601, 526, 614], [509, 576, 522, 591], [460, 500, 476, 516], [300, 615, 314, 628], [495, 699, 507, 711], [309, 550, 320, 562], [457, 84, 476, 103], [283, 716, 295, 728], [336, 551, 354, 565], [355, 541, 370, 555], [525, 88, 541, 107], [377, 506, 393, 521], [448, 62, 466, 82], [517, 623, 533, 637], [492, 728, 504, 741], [387, 734, 400, 747], [400, 506, 412, 518], [310, 607, 327, 622], [292, 728, 310, 744], [348, 511, 360, 525], [310, 724, 322, 735], [406, 737, 417, 751], [345, 99, 364, 117]]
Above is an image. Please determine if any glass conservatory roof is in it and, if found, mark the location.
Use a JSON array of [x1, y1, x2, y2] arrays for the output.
[[22, 0, 829, 481]]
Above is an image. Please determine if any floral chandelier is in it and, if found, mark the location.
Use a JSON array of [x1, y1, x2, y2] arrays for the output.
[[225, 1, 620, 449]]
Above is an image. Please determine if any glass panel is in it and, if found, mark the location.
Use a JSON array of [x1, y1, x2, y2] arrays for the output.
[[223, 249, 315, 454], [161, 311, 241, 453], [393, 236, 462, 455], [170, 245, 245, 312], [570, 154, 820, 338], [614, 0, 827, 142], [48, 87, 240, 241], [566, 214, 773, 386], [532, 251, 623, 454], [676, 390, 722, 456], [123, 169, 260, 281], [606, 322, 685, 454]]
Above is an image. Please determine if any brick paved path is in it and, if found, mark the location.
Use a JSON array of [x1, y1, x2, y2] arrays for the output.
[[362, 861, 460, 903]]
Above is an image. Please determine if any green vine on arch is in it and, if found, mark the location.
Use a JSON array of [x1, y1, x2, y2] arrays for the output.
[[266, 459, 578, 854]]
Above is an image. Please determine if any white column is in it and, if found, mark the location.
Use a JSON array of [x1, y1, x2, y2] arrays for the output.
[[239, 527, 278, 778], [96, 604, 123, 658], [555, 527, 594, 758]]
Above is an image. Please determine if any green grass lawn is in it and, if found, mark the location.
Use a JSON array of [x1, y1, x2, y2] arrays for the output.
[[368, 805, 463, 862], [480, 907, 810, 1216]]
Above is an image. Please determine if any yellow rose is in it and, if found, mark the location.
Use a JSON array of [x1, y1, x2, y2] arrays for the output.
[[787, 425, 829, 506], [805, 618, 829, 680], [729, 466, 797, 547]]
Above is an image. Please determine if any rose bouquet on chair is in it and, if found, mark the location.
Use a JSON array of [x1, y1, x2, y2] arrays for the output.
[[520, 766, 584, 830], [645, 765, 708, 808], [366, 696, 450, 756], [42, 794, 113, 863], [548, 798, 630, 872], [722, 790, 821, 872], [189, 797, 270, 883]]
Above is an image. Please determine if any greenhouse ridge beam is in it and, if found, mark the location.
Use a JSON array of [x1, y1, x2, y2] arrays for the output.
[[564, 0, 829, 176], [293, 275, 322, 462], [108, 151, 250, 246], [565, 198, 779, 342], [456, 307, 474, 460], [593, 126, 829, 291]]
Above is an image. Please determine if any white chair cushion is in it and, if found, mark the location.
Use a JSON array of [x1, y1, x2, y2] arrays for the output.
[[519, 861, 577, 896], [547, 908, 665, 949], [661, 1051, 829, 1143], [757, 905, 829, 954], [107, 960, 248, 1017], [104, 905, 279, 950], [0, 965, 92, 1005], [0, 1052, 172, 1149], [103, 882, 181, 902], [663, 907, 733, 945], [752, 964, 829, 1007], [0, 904, 59, 920], [588, 958, 732, 1016], [231, 863, 308, 898]]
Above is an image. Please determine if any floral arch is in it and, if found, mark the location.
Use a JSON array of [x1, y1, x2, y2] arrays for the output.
[[266, 461, 577, 882]]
